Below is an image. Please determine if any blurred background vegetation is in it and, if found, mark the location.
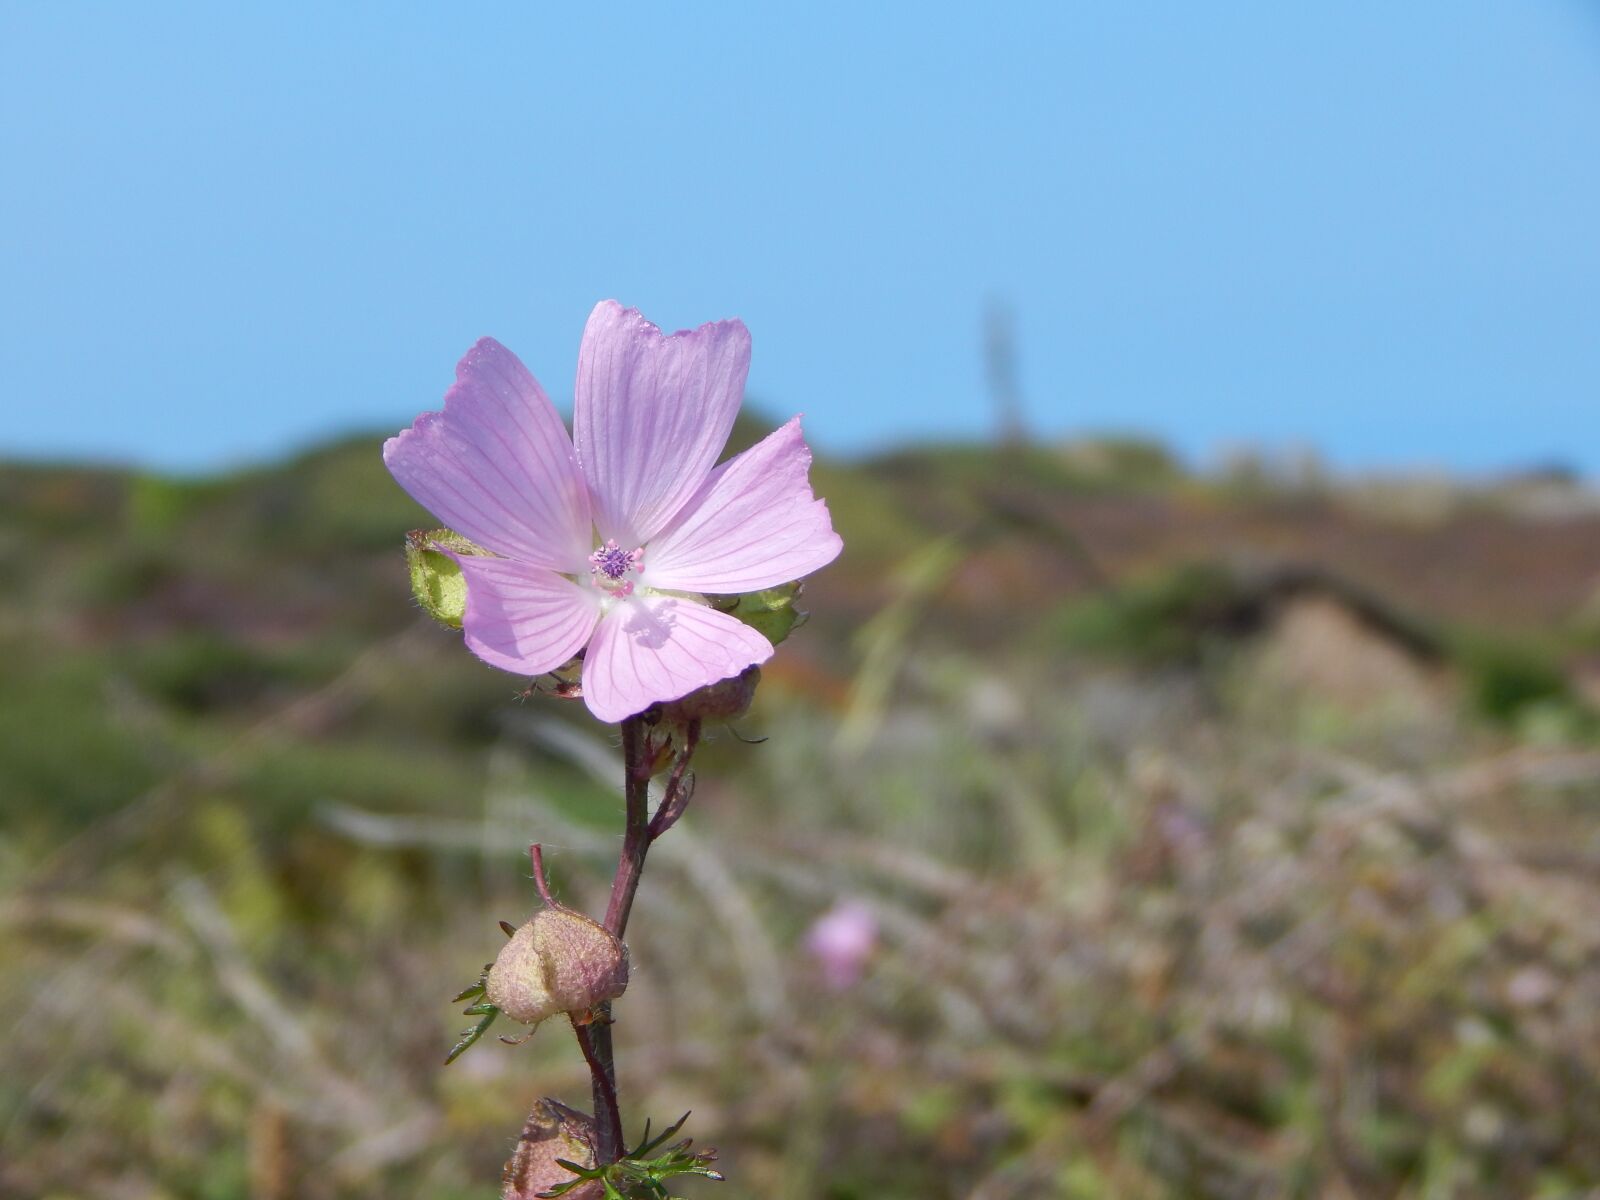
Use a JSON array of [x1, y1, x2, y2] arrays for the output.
[[4, 417, 1600, 1199]]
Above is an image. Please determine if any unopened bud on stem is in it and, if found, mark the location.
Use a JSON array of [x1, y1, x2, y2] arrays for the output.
[[663, 664, 760, 724], [405, 528, 485, 628], [486, 847, 629, 1027]]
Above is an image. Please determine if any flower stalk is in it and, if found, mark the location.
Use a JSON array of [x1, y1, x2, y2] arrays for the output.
[[582, 712, 702, 1165]]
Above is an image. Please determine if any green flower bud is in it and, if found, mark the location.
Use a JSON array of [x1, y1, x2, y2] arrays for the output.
[[716, 581, 804, 646], [501, 1098, 602, 1200], [405, 528, 485, 629], [486, 907, 630, 1027]]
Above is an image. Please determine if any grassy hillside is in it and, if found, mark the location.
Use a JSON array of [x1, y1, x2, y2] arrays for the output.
[[3, 431, 1600, 1198]]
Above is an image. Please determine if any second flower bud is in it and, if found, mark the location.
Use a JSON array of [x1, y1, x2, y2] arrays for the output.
[[487, 906, 630, 1027]]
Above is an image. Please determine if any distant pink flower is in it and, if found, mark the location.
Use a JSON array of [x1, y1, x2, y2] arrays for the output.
[[385, 301, 842, 724], [804, 900, 878, 991]]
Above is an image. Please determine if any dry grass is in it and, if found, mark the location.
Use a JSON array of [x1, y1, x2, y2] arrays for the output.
[[5, 640, 1600, 1199]]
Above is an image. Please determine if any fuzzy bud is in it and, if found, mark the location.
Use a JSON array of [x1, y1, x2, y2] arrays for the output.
[[486, 908, 629, 1026], [501, 1098, 602, 1200], [718, 581, 804, 646], [663, 665, 761, 724], [405, 528, 485, 629]]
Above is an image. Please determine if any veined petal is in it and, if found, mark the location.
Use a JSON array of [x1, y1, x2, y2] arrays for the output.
[[642, 417, 842, 593], [454, 555, 602, 676], [573, 301, 751, 547], [385, 338, 593, 571], [581, 595, 773, 724]]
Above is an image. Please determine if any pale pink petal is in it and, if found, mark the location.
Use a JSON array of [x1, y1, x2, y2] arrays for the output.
[[454, 555, 602, 676], [573, 301, 751, 547], [385, 338, 593, 571], [580, 595, 773, 723], [641, 417, 842, 594]]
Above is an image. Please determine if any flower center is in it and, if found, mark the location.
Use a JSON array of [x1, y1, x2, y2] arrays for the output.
[[588, 539, 644, 596]]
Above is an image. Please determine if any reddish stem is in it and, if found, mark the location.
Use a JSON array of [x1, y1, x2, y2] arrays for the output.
[[571, 1017, 624, 1160], [586, 716, 654, 1165], [648, 718, 701, 839], [584, 716, 706, 1166], [528, 843, 557, 908], [602, 718, 655, 938]]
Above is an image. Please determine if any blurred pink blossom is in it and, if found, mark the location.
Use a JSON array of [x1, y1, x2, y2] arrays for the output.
[[804, 900, 878, 991]]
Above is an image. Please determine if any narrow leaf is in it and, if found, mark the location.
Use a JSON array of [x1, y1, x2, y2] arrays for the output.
[[444, 1005, 500, 1064]]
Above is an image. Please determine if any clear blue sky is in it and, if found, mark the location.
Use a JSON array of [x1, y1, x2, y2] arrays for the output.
[[3, 2, 1599, 475]]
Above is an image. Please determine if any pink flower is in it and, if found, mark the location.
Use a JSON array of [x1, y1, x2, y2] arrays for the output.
[[384, 301, 842, 724], [804, 900, 878, 992]]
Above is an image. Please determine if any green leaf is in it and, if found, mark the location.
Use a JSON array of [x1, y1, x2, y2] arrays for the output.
[[450, 980, 485, 1003], [629, 1112, 691, 1159], [444, 1003, 500, 1064]]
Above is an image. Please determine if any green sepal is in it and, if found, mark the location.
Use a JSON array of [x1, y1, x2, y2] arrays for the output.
[[406, 528, 486, 629], [444, 1003, 500, 1064], [713, 581, 804, 645], [444, 962, 497, 1063], [544, 1111, 723, 1196]]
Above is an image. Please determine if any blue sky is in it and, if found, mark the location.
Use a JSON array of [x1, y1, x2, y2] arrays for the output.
[[3, 2, 1599, 475]]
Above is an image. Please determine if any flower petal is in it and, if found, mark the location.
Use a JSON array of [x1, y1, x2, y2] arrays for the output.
[[641, 417, 843, 594], [580, 595, 773, 723], [573, 300, 751, 547], [455, 555, 602, 676], [385, 338, 593, 571]]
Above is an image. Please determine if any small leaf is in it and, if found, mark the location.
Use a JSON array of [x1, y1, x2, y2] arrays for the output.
[[537, 1179, 588, 1199], [444, 1004, 500, 1064], [630, 1111, 691, 1159]]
